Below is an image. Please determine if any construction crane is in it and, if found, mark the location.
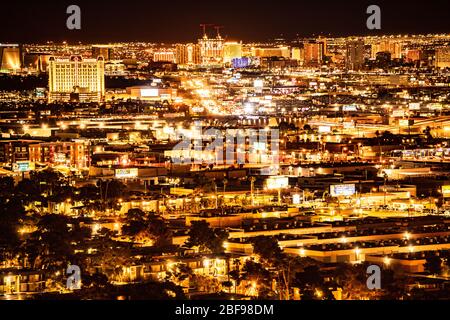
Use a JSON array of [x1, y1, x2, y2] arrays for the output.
[[214, 25, 224, 39], [199, 24, 214, 38]]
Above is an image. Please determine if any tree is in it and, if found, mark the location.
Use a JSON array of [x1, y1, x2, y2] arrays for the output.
[[21, 215, 90, 271], [251, 236, 283, 262], [295, 265, 323, 287], [0, 176, 14, 197], [0, 191, 25, 262], [424, 255, 442, 275], [240, 259, 275, 298], [333, 263, 383, 300], [423, 126, 433, 143], [122, 209, 172, 247], [30, 169, 67, 197], [185, 221, 228, 254], [80, 280, 186, 300], [165, 262, 193, 287], [251, 236, 316, 299], [82, 272, 109, 288], [97, 179, 127, 209]]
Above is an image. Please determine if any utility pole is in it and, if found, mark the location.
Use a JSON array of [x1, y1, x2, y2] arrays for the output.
[[200, 24, 213, 38], [214, 25, 224, 39], [250, 176, 256, 206]]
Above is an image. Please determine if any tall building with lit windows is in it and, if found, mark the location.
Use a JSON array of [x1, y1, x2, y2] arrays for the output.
[[436, 47, 450, 69], [48, 55, 105, 103], [0, 44, 22, 73], [304, 41, 323, 66], [346, 40, 365, 70], [223, 42, 242, 63], [198, 35, 224, 65], [176, 43, 201, 65], [371, 40, 402, 59], [152, 50, 176, 63], [92, 45, 114, 61]]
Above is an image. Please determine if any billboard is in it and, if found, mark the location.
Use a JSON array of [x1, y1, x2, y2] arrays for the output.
[[232, 57, 250, 69], [409, 102, 421, 110], [399, 119, 414, 127], [330, 184, 356, 197], [442, 185, 450, 197], [343, 105, 358, 112], [140, 88, 159, 97], [292, 194, 301, 205], [318, 125, 331, 133], [115, 168, 138, 179], [392, 110, 405, 117], [13, 161, 34, 172], [170, 188, 194, 196], [266, 176, 289, 190], [253, 79, 264, 88]]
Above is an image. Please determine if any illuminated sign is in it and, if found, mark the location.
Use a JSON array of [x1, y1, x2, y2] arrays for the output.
[[409, 103, 421, 110], [266, 176, 289, 190], [330, 184, 356, 197], [318, 126, 331, 133], [232, 57, 250, 68], [35, 87, 46, 98], [343, 121, 355, 129], [442, 185, 450, 197], [392, 110, 405, 117], [293, 194, 301, 204], [140, 89, 159, 97], [55, 153, 67, 163], [343, 105, 357, 112], [115, 168, 138, 179], [170, 188, 194, 196], [13, 161, 34, 172], [253, 79, 264, 88], [399, 119, 414, 127]]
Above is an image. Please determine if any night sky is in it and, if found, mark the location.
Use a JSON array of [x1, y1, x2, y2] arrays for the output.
[[0, 0, 449, 43]]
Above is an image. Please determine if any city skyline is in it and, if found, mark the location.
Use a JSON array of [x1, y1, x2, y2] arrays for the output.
[[1, 0, 449, 43], [1, 0, 450, 307]]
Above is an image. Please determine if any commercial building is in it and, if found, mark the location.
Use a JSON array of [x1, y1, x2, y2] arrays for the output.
[[291, 47, 304, 63], [223, 42, 242, 64], [23, 52, 52, 73], [176, 43, 202, 65], [29, 140, 90, 169], [304, 41, 324, 66], [48, 55, 105, 103], [153, 50, 176, 63], [251, 46, 290, 58], [0, 44, 22, 72], [346, 40, 365, 70], [436, 47, 450, 69], [126, 86, 178, 101], [92, 45, 114, 61], [371, 40, 403, 59], [198, 35, 224, 65]]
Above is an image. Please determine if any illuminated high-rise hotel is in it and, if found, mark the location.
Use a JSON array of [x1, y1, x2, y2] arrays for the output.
[[0, 44, 22, 73], [48, 56, 105, 103], [198, 34, 224, 65], [176, 43, 201, 65], [223, 42, 242, 63], [370, 40, 403, 59], [92, 45, 114, 61], [303, 41, 323, 66], [153, 49, 176, 63], [436, 47, 450, 69], [346, 40, 365, 70], [251, 46, 290, 58]]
